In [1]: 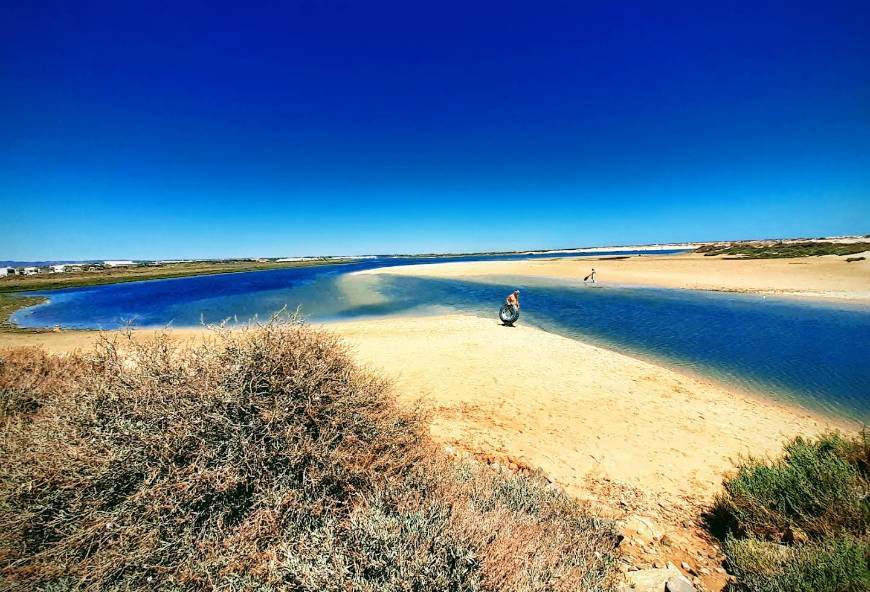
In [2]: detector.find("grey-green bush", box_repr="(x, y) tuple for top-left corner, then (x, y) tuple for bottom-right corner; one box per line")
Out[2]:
(712, 432), (869, 591)
(723, 535), (869, 592)
(714, 433), (868, 541)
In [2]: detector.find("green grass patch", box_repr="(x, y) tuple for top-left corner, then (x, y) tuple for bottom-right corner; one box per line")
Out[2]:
(713, 433), (868, 541)
(723, 535), (869, 592)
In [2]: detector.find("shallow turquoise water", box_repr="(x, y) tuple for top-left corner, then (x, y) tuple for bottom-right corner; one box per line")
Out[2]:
(12, 255), (870, 422)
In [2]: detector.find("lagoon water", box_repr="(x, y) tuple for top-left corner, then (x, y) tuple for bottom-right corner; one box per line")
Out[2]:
(12, 253), (870, 422)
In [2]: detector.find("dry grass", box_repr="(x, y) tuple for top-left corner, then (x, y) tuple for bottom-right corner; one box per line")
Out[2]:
(0, 320), (620, 591)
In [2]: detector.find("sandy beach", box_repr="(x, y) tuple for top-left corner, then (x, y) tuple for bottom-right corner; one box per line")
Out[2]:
(3, 251), (863, 501)
(7, 5), (868, 586)
(332, 315), (853, 498)
(2, 311), (857, 591)
(358, 251), (870, 303)
(1, 314), (853, 503)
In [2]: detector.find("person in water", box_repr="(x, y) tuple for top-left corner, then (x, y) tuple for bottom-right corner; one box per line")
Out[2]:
(506, 289), (520, 310)
(584, 268), (596, 283)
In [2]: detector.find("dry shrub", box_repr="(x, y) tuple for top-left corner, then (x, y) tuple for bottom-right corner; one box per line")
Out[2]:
(0, 320), (620, 591)
(443, 462), (619, 590)
(0, 347), (81, 428)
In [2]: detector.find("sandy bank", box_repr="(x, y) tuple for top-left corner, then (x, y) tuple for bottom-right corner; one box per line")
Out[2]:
(357, 252), (870, 302)
(329, 315), (853, 501)
(3, 315), (851, 505)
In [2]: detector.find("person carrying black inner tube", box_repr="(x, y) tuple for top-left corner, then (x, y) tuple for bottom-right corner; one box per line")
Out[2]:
(506, 289), (520, 312)
(499, 289), (521, 326)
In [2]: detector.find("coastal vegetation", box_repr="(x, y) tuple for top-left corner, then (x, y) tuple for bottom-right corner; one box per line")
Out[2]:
(0, 320), (621, 591)
(0, 258), (352, 292)
(696, 241), (870, 259)
(710, 432), (869, 591)
(0, 293), (47, 333)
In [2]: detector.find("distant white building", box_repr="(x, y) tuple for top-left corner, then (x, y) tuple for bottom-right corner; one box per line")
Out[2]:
(0, 267), (14, 277)
(22, 266), (39, 275)
(50, 264), (67, 273)
(104, 260), (135, 267)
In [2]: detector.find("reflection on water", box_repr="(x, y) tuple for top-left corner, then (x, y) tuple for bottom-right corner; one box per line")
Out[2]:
(12, 259), (870, 422)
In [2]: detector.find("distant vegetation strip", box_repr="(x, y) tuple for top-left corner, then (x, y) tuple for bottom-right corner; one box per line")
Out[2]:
(696, 242), (870, 259)
(0, 258), (354, 293)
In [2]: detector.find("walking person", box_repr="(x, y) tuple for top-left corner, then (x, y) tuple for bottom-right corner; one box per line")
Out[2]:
(583, 268), (596, 283)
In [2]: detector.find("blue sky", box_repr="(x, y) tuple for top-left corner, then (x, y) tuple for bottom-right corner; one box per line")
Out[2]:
(2, 1), (869, 260)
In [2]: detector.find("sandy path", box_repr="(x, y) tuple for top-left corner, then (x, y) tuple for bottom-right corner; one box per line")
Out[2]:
(357, 252), (870, 302)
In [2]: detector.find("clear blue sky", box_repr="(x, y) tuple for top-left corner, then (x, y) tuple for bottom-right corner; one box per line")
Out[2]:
(2, 1), (869, 260)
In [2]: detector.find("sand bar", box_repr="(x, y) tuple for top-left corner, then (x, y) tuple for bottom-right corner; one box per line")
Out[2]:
(357, 252), (870, 303)
(331, 315), (855, 501)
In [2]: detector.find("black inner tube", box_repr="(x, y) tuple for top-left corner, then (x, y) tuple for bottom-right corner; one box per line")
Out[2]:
(499, 303), (519, 325)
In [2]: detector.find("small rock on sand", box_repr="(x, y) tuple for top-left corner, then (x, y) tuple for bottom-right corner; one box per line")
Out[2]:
(666, 573), (697, 592)
(622, 566), (696, 592)
(620, 515), (663, 546)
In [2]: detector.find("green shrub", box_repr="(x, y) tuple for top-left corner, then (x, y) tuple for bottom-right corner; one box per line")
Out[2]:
(713, 433), (869, 542)
(723, 535), (869, 592)
(0, 321), (620, 591)
(712, 432), (870, 591)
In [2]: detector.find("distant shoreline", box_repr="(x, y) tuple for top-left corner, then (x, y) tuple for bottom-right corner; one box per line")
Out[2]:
(0, 258), (357, 333)
(357, 251), (870, 305)
(0, 258), (356, 293)
(0, 249), (692, 333)
(4, 246), (869, 334)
